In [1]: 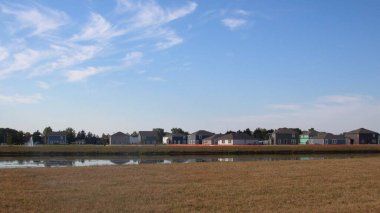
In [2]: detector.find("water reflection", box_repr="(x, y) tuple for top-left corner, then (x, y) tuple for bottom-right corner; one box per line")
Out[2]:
(0, 154), (372, 169)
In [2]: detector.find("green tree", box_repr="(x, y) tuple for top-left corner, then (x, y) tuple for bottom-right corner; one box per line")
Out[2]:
(32, 130), (43, 144)
(171, 128), (189, 135)
(130, 131), (138, 137)
(76, 130), (86, 140)
(153, 128), (165, 144)
(43, 126), (53, 144)
(243, 128), (252, 136)
(65, 127), (76, 144)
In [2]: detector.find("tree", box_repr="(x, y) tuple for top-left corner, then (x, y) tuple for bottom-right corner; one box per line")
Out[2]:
(76, 130), (86, 141)
(291, 128), (303, 136)
(32, 130), (43, 144)
(171, 128), (189, 135)
(153, 128), (165, 144)
(100, 134), (109, 145)
(253, 128), (273, 140)
(65, 127), (76, 144)
(43, 126), (52, 144)
(225, 130), (235, 134)
(130, 131), (138, 137)
(243, 128), (252, 136)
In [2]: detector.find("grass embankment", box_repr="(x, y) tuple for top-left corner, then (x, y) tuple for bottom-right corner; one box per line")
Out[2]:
(2, 157), (380, 212)
(2, 145), (380, 157)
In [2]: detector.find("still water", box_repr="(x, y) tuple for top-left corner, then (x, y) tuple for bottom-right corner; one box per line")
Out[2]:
(0, 154), (377, 169)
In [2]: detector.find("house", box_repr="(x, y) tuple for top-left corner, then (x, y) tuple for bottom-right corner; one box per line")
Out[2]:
(299, 129), (319, 145)
(217, 133), (260, 145)
(47, 132), (67, 145)
(270, 128), (299, 145)
(130, 132), (139, 144)
(163, 133), (188, 144)
(309, 133), (347, 145)
(187, 130), (214, 144)
(138, 131), (158, 144)
(109, 132), (130, 145)
(203, 134), (223, 145)
(344, 128), (379, 145)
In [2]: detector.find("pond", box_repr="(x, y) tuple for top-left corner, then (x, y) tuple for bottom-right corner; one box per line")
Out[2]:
(0, 154), (378, 169)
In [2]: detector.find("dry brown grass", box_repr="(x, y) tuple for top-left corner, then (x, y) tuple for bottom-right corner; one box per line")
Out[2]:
(2, 158), (380, 212)
(2, 144), (380, 157)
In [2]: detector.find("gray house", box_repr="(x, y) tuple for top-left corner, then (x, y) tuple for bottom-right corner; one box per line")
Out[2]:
(202, 134), (223, 145)
(109, 132), (130, 145)
(217, 133), (260, 145)
(187, 130), (214, 145)
(270, 128), (299, 145)
(163, 133), (188, 144)
(344, 128), (379, 145)
(47, 132), (67, 145)
(309, 133), (347, 145)
(138, 131), (158, 144)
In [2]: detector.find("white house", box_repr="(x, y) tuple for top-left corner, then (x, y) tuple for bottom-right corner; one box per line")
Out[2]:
(217, 133), (259, 145)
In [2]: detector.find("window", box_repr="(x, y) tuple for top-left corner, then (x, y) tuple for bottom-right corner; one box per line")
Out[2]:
(278, 139), (281, 144)
(292, 134), (295, 138)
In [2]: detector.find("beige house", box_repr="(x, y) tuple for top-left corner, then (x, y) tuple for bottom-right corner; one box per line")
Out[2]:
(217, 133), (259, 145)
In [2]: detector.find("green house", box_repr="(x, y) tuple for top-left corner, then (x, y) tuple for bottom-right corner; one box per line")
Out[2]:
(299, 129), (319, 145)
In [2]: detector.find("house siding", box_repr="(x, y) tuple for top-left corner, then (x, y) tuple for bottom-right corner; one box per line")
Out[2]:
(110, 133), (130, 145)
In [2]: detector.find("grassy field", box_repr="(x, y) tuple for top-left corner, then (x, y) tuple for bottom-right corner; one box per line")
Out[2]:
(2, 157), (380, 212)
(2, 144), (380, 157)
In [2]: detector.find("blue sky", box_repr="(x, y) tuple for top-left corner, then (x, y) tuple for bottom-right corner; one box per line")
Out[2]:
(0, 0), (380, 135)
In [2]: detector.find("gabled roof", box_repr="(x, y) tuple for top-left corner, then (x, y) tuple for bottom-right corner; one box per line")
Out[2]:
(217, 133), (257, 140)
(47, 131), (67, 136)
(203, 134), (223, 141)
(302, 129), (319, 137)
(139, 131), (157, 137)
(275, 128), (298, 134)
(313, 133), (346, 140)
(112, 132), (129, 136)
(345, 128), (378, 134)
(190, 130), (214, 136)
(164, 133), (187, 137)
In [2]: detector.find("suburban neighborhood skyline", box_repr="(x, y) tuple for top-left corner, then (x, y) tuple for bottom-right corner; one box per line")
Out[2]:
(1, 0), (380, 135)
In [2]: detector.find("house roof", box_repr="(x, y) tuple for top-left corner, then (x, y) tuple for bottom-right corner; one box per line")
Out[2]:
(302, 129), (319, 137)
(139, 131), (157, 137)
(190, 130), (214, 136)
(217, 133), (257, 140)
(112, 132), (129, 136)
(164, 133), (187, 137)
(345, 128), (378, 134)
(275, 128), (298, 135)
(47, 131), (67, 136)
(313, 133), (346, 140)
(203, 134), (223, 141)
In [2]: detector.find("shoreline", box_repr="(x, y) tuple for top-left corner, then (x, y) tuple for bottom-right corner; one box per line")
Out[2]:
(2, 144), (380, 157)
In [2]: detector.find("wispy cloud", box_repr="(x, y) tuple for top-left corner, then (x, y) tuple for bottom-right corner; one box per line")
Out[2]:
(124, 51), (143, 67)
(147, 76), (166, 82)
(0, 93), (43, 104)
(154, 28), (183, 49)
(66, 67), (109, 82)
(31, 44), (103, 76)
(0, 49), (45, 79)
(36, 81), (50, 90)
(0, 47), (9, 61)
(0, 3), (68, 36)
(117, 0), (196, 49)
(71, 12), (124, 42)
(271, 104), (301, 111)
(222, 18), (247, 30)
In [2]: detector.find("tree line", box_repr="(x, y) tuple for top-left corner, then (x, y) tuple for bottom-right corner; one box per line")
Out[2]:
(0, 127), (303, 145)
